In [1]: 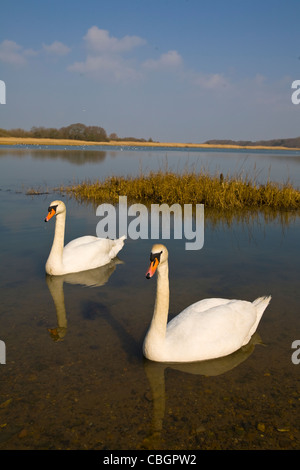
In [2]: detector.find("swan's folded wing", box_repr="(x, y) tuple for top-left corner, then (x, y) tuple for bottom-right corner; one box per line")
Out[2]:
(62, 236), (123, 272)
(64, 235), (100, 250)
(166, 299), (258, 362)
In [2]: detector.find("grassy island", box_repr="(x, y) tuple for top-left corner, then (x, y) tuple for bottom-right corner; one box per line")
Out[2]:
(59, 170), (300, 211)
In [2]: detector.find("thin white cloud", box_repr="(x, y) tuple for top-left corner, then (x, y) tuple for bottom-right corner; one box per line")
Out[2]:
(68, 26), (146, 81)
(191, 72), (229, 89)
(68, 54), (141, 81)
(68, 27), (184, 82)
(43, 41), (70, 56)
(84, 26), (146, 53)
(143, 50), (183, 69)
(68, 26), (231, 90)
(0, 40), (37, 66)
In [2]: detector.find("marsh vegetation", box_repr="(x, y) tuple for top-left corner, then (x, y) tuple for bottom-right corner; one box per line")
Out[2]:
(60, 169), (300, 212)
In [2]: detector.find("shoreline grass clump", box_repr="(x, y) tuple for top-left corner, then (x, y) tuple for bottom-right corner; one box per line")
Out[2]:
(61, 170), (300, 211)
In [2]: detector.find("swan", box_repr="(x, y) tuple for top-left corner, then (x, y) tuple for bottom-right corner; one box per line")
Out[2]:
(44, 200), (125, 275)
(143, 243), (271, 363)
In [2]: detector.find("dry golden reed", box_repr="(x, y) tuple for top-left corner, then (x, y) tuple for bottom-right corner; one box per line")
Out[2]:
(61, 169), (300, 211)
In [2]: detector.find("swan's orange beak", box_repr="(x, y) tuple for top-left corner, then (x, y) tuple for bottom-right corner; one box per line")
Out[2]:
(146, 258), (159, 279)
(44, 208), (56, 222)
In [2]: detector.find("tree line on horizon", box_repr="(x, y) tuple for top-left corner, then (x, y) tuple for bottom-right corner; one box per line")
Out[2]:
(205, 137), (300, 149)
(0, 122), (154, 143)
(0, 122), (299, 148)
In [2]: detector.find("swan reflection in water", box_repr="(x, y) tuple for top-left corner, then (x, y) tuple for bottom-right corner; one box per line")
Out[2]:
(46, 258), (123, 341)
(46, 256), (265, 449)
(142, 332), (264, 449)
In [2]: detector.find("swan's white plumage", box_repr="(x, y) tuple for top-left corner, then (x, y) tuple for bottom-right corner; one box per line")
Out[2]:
(143, 244), (271, 363)
(45, 200), (125, 275)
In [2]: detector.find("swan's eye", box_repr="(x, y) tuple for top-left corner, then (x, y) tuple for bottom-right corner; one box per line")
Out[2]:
(48, 205), (58, 213)
(150, 250), (163, 263)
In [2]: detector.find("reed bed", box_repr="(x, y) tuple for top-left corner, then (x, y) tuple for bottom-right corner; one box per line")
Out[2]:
(61, 170), (300, 211)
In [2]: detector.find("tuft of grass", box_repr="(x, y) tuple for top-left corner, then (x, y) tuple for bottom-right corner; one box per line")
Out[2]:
(26, 187), (50, 196)
(61, 170), (300, 212)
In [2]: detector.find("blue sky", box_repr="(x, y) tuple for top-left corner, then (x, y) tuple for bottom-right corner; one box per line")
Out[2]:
(0, 0), (300, 143)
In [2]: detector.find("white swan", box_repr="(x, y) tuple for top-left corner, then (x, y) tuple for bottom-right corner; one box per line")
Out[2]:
(143, 244), (271, 363)
(44, 200), (125, 275)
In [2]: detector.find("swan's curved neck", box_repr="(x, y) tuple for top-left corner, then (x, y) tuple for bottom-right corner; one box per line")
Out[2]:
(150, 262), (170, 338)
(47, 212), (65, 268)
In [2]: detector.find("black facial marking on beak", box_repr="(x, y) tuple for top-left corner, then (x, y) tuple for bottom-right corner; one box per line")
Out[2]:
(150, 250), (163, 263)
(44, 204), (58, 222)
(146, 250), (162, 279)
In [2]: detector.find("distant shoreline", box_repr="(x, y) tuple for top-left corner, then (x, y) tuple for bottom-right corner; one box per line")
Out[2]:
(1, 136), (300, 151)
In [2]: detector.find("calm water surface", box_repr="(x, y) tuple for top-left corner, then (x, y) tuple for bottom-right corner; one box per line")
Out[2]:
(1, 144), (300, 189)
(0, 145), (299, 450)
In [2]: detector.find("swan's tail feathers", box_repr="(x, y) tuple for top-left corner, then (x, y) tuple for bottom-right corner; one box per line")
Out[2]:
(253, 295), (272, 312)
(250, 295), (271, 335)
(110, 235), (126, 258)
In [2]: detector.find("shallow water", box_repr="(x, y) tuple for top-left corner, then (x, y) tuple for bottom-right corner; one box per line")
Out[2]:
(1, 144), (300, 189)
(0, 146), (299, 450)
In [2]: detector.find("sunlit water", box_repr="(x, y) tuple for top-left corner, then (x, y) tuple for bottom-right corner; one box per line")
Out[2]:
(0, 145), (299, 450)
(1, 144), (300, 189)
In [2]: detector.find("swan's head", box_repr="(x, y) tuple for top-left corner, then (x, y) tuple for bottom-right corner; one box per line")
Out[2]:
(146, 244), (168, 279)
(44, 200), (66, 222)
